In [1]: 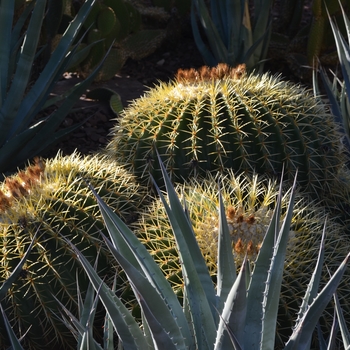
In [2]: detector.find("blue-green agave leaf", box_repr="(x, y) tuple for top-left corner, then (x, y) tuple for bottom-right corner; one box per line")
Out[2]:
(285, 252), (350, 349)
(259, 172), (297, 349)
(297, 220), (326, 325)
(0, 304), (26, 350)
(191, 0), (228, 65)
(87, 183), (192, 345)
(214, 258), (248, 350)
(328, 12), (350, 100)
(61, 235), (146, 350)
(155, 152), (218, 348)
(216, 181), (236, 310)
(101, 234), (188, 350)
(243, 170), (286, 348)
(334, 292), (350, 348)
(12, 0), (97, 133)
(0, 0), (46, 140)
(156, 151), (218, 315)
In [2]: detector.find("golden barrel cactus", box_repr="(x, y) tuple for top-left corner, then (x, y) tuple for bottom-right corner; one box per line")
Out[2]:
(106, 64), (346, 201)
(0, 152), (147, 349)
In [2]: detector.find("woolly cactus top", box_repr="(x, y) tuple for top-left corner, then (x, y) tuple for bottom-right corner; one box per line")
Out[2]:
(0, 152), (144, 225)
(106, 64), (345, 199)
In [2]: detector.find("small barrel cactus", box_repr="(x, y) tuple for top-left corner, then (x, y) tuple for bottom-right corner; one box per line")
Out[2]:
(0, 152), (147, 350)
(134, 170), (350, 346)
(106, 64), (345, 199)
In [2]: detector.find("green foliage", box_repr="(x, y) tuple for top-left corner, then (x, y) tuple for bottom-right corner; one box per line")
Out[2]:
(0, 152), (147, 350)
(315, 0), (350, 150)
(68, 0), (167, 81)
(105, 64), (345, 200)
(191, 0), (274, 71)
(269, 0), (350, 81)
(0, 0), (103, 176)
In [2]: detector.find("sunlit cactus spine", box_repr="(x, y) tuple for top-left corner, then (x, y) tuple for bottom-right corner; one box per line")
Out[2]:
(134, 170), (350, 346)
(0, 152), (147, 350)
(105, 63), (345, 200)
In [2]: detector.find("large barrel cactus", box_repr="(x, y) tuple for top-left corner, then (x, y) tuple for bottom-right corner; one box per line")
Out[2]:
(0, 152), (147, 350)
(134, 170), (350, 346)
(106, 64), (345, 199)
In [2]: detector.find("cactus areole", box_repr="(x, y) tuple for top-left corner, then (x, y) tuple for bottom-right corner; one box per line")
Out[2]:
(107, 64), (345, 197)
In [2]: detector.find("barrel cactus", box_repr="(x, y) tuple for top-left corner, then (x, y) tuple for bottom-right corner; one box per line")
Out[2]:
(0, 152), (147, 350)
(134, 170), (350, 345)
(106, 63), (345, 199)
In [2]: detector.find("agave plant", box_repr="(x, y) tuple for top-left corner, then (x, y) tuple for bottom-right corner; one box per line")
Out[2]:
(191, 0), (273, 70)
(0, 0), (104, 176)
(314, 0), (350, 151)
(134, 169), (350, 344)
(58, 156), (350, 350)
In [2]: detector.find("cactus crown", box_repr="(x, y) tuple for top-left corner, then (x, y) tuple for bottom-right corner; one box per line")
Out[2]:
(0, 157), (45, 212)
(175, 63), (247, 82)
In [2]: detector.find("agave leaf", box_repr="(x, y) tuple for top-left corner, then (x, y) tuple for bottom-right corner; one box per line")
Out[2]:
(259, 172), (297, 349)
(101, 234), (187, 350)
(0, 0), (46, 140)
(243, 170), (289, 348)
(0, 304), (26, 350)
(86, 183), (193, 345)
(11, 0), (97, 134)
(61, 236), (146, 350)
(77, 260), (100, 350)
(216, 182), (236, 309)
(190, 2), (220, 66)
(318, 68), (342, 122)
(297, 220), (326, 323)
(191, 0), (228, 65)
(135, 289), (179, 350)
(78, 285), (102, 350)
(54, 293), (104, 350)
(155, 153), (218, 348)
(334, 292), (350, 348)
(156, 151), (218, 314)
(285, 252), (350, 349)
(214, 258), (248, 350)
(252, 0), (273, 65)
(103, 275), (117, 350)
(328, 9), (350, 103)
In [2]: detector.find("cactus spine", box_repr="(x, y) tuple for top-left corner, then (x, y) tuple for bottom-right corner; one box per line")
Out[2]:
(135, 170), (350, 345)
(106, 64), (345, 200)
(0, 152), (146, 350)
